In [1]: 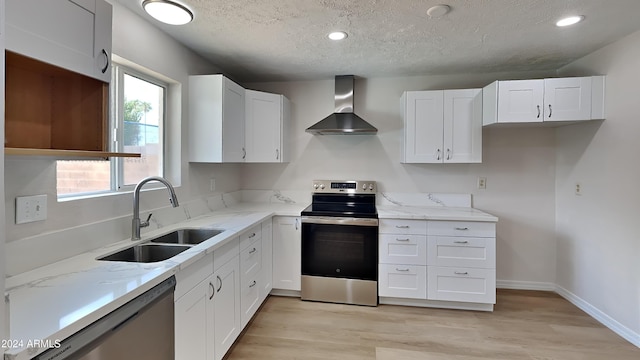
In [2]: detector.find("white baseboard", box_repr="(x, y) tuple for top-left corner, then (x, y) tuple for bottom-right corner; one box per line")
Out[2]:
(496, 279), (556, 291)
(555, 285), (640, 348)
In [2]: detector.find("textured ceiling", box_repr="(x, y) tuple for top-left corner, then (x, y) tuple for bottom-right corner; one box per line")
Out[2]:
(116, 0), (640, 82)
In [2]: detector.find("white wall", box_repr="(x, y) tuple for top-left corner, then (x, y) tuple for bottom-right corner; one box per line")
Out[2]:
(245, 71), (558, 286)
(556, 30), (640, 342)
(3, 2), (241, 262)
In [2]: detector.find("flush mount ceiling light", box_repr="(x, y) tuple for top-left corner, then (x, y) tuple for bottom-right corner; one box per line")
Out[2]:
(556, 15), (585, 27)
(426, 4), (451, 18)
(143, 0), (194, 25)
(328, 31), (348, 41)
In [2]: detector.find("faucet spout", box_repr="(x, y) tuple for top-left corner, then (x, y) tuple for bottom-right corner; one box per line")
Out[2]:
(132, 176), (180, 240)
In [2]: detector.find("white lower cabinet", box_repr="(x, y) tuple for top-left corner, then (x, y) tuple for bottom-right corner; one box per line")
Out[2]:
(240, 236), (262, 328)
(175, 275), (215, 360)
(260, 218), (273, 302)
(213, 254), (241, 360)
(272, 216), (301, 291)
(379, 218), (497, 310)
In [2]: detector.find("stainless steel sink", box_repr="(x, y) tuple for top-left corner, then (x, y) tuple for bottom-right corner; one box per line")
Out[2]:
(149, 228), (224, 245)
(98, 244), (191, 263)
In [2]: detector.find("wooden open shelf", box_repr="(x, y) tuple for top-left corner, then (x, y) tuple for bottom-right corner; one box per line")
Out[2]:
(4, 51), (140, 158)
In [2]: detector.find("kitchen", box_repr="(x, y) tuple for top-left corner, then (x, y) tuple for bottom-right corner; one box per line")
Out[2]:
(1, 0), (640, 359)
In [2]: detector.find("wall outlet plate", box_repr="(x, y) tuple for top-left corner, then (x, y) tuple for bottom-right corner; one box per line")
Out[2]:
(16, 194), (48, 224)
(477, 177), (487, 190)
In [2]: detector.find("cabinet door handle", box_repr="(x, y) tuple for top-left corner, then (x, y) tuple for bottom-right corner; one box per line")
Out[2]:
(248, 232), (256, 239)
(548, 104), (552, 118)
(295, 218), (299, 230)
(249, 280), (257, 288)
(242, 147), (246, 159)
(216, 275), (222, 292)
(454, 227), (469, 231)
(276, 149), (279, 160)
(395, 225), (410, 229)
(454, 271), (469, 275)
(209, 282), (215, 300)
(454, 240), (469, 244)
(395, 268), (410, 272)
(436, 148), (441, 160)
(249, 247), (257, 254)
(100, 49), (109, 74)
(446, 148), (451, 160)
(537, 105), (541, 118)
(396, 238), (410, 242)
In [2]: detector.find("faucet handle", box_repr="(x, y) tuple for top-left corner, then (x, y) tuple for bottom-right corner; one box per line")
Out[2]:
(141, 213), (153, 228)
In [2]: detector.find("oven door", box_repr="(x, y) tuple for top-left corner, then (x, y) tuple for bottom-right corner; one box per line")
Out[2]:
(301, 216), (378, 281)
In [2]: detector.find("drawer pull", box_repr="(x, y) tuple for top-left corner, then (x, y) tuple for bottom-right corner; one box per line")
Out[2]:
(209, 282), (215, 300)
(395, 225), (410, 229)
(453, 240), (469, 244)
(395, 268), (410, 272)
(248, 232), (256, 238)
(454, 271), (469, 275)
(249, 280), (257, 288)
(396, 238), (410, 242)
(249, 247), (257, 254)
(454, 227), (469, 231)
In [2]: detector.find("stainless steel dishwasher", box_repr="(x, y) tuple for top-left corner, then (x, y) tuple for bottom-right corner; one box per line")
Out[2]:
(34, 276), (176, 360)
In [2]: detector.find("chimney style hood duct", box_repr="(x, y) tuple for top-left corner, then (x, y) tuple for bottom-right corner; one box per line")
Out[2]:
(306, 75), (377, 135)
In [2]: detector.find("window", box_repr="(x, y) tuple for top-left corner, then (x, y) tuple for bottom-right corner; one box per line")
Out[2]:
(56, 63), (167, 197)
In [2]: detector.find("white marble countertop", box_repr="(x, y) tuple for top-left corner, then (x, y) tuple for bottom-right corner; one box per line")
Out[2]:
(377, 205), (498, 222)
(3, 203), (305, 360)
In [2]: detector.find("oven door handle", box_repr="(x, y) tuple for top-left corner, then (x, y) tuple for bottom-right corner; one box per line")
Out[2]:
(301, 216), (379, 227)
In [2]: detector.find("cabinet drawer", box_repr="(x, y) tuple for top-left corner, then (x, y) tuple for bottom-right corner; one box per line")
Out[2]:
(379, 219), (427, 235)
(427, 236), (495, 268)
(427, 221), (495, 237)
(214, 236), (240, 271)
(240, 224), (262, 251)
(175, 254), (214, 300)
(427, 266), (495, 304)
(379, 234), (427, 265)
(378, 264), (427, 299)
(240, 240), (262, 283)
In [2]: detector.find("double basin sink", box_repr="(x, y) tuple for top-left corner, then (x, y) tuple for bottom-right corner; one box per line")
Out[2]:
(98, 228), (224, 263)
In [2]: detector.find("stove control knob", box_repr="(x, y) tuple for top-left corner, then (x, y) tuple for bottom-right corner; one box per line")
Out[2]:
(369, 184), (374, 190)
(320, 184), (325, 189)
(313, 183), (319, 189)
(362, 184), (367, 190)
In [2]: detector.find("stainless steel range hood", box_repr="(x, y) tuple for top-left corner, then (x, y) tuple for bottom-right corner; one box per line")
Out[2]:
(306, 75), (377, 135)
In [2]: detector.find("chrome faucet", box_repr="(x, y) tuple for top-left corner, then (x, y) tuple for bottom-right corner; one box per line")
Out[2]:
(132, 176), (180, 240)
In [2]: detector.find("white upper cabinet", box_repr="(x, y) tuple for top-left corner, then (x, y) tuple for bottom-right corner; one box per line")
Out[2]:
(189, 75), (246, 163)
(483, 76), (605, 125)
(401, 89), (482, 164)
(245, 89), (291, 163)
(5, 0), (112, 82)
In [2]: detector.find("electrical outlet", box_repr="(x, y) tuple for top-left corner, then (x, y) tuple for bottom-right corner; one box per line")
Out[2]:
(477, 177), (487, 190)
(575, 183), (582, 196)
(16, 195), (48, 224)
(210, 178), (216, 192)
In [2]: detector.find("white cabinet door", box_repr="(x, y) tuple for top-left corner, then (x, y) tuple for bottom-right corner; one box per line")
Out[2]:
(379, 234), (427, 266)
(272, 216), (301, 291)
(175, 277), (215, 360)
(443, 89), (482, 163)
(497, 79), (544, 123)
(379, 264), (427, 299)
(543, 77), (592, 121)
(6, 0), (112, 82)
(245, 90), (290, 163)
(261, 218), (273, 301)
(427, 266), (496, 304)
(213, 256), (241, 360)
(189, 75), (246, 163)
(401, 91), (444, 163)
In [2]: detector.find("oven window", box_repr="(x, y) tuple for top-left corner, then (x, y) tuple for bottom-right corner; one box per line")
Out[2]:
(302, 223), (378, 281)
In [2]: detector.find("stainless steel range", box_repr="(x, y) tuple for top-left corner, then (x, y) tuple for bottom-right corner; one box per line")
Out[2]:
(300, 180), (378, 306)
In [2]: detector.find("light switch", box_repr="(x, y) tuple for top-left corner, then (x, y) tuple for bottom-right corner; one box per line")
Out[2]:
(16, 195), (48, 224)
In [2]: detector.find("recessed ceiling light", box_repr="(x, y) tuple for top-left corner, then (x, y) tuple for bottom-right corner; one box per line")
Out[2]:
(143, 0), (194, 25)
(556, 15), (584, 27)
(328, 31), (348, 41)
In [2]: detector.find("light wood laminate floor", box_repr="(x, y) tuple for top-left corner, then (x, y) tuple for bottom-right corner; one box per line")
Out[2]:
(226, 290), (640, 360)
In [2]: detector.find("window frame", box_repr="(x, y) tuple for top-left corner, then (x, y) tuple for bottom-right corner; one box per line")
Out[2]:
(56, 61), (169, 200)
